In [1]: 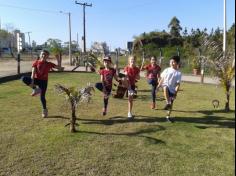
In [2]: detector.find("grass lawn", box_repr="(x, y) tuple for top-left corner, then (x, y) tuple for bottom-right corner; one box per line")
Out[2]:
(0, 72), (235, 176)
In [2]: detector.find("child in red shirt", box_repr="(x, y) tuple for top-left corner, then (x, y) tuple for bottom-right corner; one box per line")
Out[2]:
(21, 50), (62, 118)
(95, 56), (120, 116)
(141, 56), (161, 109)
(124, 56), (140, 119)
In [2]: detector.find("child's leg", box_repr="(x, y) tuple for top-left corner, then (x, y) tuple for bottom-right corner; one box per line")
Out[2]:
(127, 85), (135, 118)
(151, 82), (157, 103)
(21, 76), (36, 89)
(128, 95), (133, 113)
(166, 99), (175, 123)
(95, 82), (103, 92)
(102, 86), (111, 116)
(163, 86), (171, 104)
(104, 97), (109, 109)
(38, 80), (48, 110)
(103, 97), (109, 115)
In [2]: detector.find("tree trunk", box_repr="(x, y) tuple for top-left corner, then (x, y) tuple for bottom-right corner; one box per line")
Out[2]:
(55, 54), (61, 68)
(70, 107), (76, 133)
(225, 91), (230, 112)
(225, 83), (230, 112)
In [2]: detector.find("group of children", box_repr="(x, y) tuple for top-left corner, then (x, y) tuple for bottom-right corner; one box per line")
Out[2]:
(22, 50), (182, 121)
(95, 54), (181, 120)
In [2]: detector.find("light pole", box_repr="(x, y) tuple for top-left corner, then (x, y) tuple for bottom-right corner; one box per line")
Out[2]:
(25, 31), (32, 59)
(223, 0), (227, 55)
(159, 48), (163, 66)
(60, 11), (72, 66)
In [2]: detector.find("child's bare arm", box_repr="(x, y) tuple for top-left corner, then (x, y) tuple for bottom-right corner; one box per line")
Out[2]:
(157, 77), (164, 88)
(100, 75), (104, 82)
(114, 73), (120, 82)
(174, 83), (180, 97)
(30, 67), (36, 86)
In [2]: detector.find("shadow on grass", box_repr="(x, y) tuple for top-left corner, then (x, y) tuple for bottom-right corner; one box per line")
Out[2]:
(48, 115), (166, 145)
(47, 115), (69, 120)
(174, 115), (235, 129)
(133, 95), (165, 102)
(78, 127), (166, 145)
(138, 89), (152, 93)
(79, 116), (167, 126)
(172, 109), (235, 115)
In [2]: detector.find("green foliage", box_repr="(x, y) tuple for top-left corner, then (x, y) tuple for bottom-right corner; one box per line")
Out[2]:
(168, 16), (183, 38)
(191, 57), (201, 69)
(227, 23), (235, 51)
(202, 36), (235, 111)
(46, 38), (63, 56)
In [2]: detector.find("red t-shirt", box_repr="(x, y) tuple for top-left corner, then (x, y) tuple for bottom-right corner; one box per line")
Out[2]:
(99, 68), (116, 88)
(124, 66), (140, 86)
(144, 64), (161, 80)
(32, 60), (56, 80)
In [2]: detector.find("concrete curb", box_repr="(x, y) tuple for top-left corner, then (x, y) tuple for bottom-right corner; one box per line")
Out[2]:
(0, 72), (31, 84)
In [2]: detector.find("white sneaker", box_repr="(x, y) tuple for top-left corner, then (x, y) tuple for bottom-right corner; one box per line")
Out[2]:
(42, 109), (48, 118)
(128, 112), (133, 119)
(31, 87), (41, 96)
(128, 89), (135, 96)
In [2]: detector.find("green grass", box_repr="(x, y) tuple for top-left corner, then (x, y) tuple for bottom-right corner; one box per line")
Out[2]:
(0, 73), (235, 176)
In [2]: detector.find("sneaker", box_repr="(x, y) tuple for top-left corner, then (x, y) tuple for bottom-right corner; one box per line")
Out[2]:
(166, 116), (174, 123)
(164, 104), (171, 110)
(151, 102), (156, 109)
(128, 112), (133, 119)
(128, 89), (135, 96)
(42, 109), (48, 118)
(102, 108), (107, 116)
(31, 88), (41, 96)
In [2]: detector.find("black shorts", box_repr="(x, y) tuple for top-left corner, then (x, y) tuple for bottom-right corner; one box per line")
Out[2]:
(95, 82), (112, 96)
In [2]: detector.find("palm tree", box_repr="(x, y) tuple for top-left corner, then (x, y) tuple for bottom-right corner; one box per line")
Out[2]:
(203, 37), (235, 111)
(47, 38), (63, 68)
(54, 83), (94, 132)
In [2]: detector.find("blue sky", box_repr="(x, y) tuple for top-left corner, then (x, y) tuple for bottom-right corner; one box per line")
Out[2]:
(0, 0), (235, 49)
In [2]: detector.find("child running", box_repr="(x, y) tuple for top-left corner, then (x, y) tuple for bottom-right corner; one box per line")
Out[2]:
(141, 56), (161, 109)
(124, 56), (140, 119)
(21, 50), (63, 118)
(95, 56), (120, 116)
(157, 55), (182, 121)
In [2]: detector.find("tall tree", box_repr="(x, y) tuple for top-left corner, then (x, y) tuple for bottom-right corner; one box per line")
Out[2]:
(168, 16), (182, 37)
(183, 27), (188, 37)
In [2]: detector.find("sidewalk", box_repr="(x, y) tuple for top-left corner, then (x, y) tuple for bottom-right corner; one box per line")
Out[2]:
(0, 59), (234, 86)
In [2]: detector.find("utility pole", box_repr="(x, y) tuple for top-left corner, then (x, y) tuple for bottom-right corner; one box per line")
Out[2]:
(199, 48), (204, 84)
(177, 47), (180, 57)
(75, 1), (92, 53)
(75, 1), (92, 72)
(159, 48), (163, 66)
(68, 12), (72, 66)
(60, 11), (72, 66)
(223, 0), (227, 55)
(25, 32), (33, 59)
(77, 32), (79, 50)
